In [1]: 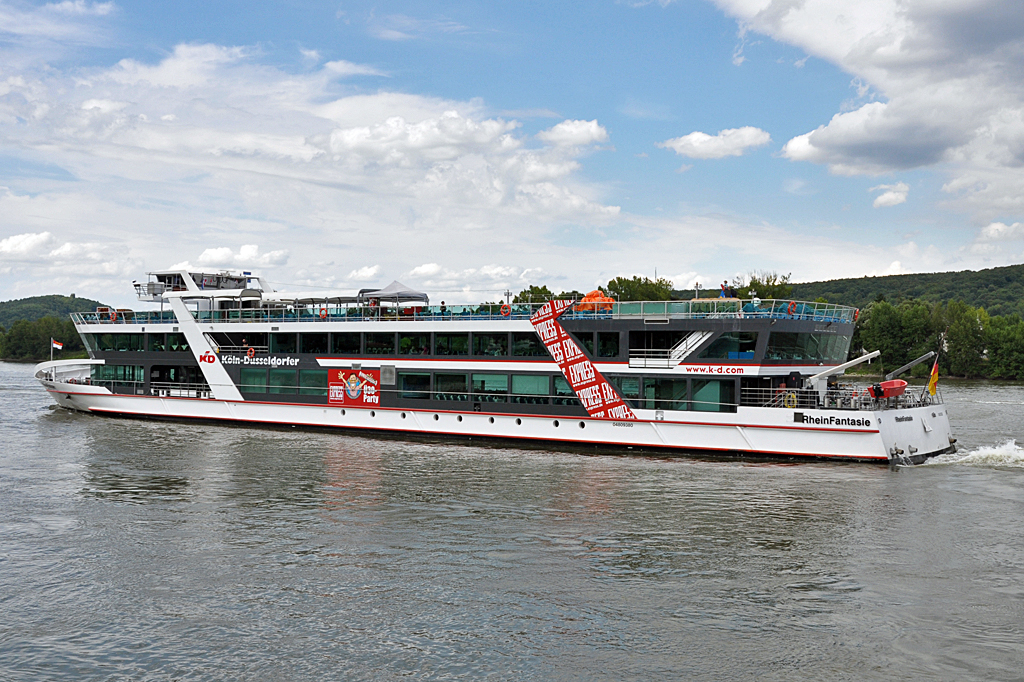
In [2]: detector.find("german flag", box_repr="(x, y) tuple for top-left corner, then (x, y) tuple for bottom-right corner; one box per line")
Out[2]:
(927, 357), (939, 396)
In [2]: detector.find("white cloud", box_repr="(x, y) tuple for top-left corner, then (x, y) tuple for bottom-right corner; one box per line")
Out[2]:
(196, 244), (289, 267)
(0, 231), (54, 256)
(658, 126), (771, 159)
(44, 1), (114, 16)
(535, 119), (609, 147)
(348, 265), (381, 281)
(322, 60), (385, 77)
(367, 14), (469, 42)
(870, 181), (909, 208)
(408, 262), (441, 277)
(712, 0), (1024, 219)
(977, 221), (1024, 241)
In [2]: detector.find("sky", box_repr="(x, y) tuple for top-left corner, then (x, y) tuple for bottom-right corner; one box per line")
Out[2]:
(3, 0), (1024, 306)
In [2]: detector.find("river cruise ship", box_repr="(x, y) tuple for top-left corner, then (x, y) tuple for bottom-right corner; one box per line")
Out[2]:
(34, 269), (956, 463)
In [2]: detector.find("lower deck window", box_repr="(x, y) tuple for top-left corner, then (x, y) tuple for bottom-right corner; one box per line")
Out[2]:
(435, 373), (467, 401)
(269, 369), (297, 394)
(644, 378), (688, 411)
(240, 368), (267, 393)
(398, 372), (430, 399)
(692, 379), (737, 413)
(299, 369), (328, 396)
(552, 376), (580, 406)
(472, 373), (508, 402)
(91, 364), (144, 382)
(511, 374), (549, 404)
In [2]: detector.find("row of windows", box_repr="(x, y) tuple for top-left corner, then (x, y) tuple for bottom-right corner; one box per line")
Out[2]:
(85, 333), (190, 353)
(266, 331), (620, 358)
(90, 364), (145, 382)
(611, 376), (737, 413)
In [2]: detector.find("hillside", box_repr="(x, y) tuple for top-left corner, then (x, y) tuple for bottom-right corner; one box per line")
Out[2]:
(0, 294), (107, 329)
(789, 263), (1024, 318)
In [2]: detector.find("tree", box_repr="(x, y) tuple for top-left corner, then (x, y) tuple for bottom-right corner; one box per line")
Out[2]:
(987, 316), (1024, 379)
(605, 276), (673, 301)
(0, 316), (86, 361)
(733, 271), (793, 299)
(943, 300), (989, 377)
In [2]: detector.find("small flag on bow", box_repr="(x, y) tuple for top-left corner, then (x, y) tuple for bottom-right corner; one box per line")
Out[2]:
(51, 339), (63, 350)
(927, 357), (939, 396)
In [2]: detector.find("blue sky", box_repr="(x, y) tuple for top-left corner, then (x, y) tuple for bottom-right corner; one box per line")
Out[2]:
(3, 0), (1024, 305)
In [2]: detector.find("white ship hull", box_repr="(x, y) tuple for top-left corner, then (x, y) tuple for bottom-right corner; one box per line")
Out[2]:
(40, 379), (954, 462)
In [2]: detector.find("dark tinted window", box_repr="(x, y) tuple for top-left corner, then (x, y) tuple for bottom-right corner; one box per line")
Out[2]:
(512, 333), (547, 356)
(365, 333), (395, 355)
(300, 333), (328, 354)
(270, 333), (297, 353)
(331, 332), (360, 354)
(473, 334), (507, 356)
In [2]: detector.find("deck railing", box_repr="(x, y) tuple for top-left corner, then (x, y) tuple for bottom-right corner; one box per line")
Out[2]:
(739, 385), (943, 411)
(70, 298), (857, 326)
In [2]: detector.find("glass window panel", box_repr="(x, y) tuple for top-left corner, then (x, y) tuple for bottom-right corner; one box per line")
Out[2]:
(473, 333), (508, 356)
(270, 333), (297, 353)
(575, 333), (595, 356)
(552, 375), (580, 406)
(610, 376), (641, 401)
(597, 332), (619, 358)
(268, 369), (298, 394)
(472, 373), (508, 402)
(644, 378), (688, 411)
(512, 374), (549, 404)
(147, 334), (165, 352)
(331, 332), (360, 354)
(240, 368), (267, 393)
(698, 332), (758, 359)
(365, 333), (395, 355)
(299, 369), (328, 396)
(512, 332), (547, 357)
(435, 373), (468, 401)
(399, 333), (431, 355)
(300, 333), (328, 354)
(398, 372), (430, 399)
(765, 333), (851, 364)
(691, 379), (737, 413)
(435, 333), (469, 356)
(166, 333), (189, 352)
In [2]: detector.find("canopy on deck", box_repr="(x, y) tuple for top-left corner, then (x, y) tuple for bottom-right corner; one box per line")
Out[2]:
(358, 281), (429, 305)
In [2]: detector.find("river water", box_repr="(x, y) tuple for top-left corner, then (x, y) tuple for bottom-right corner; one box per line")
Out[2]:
(1, 361), (1022, 681)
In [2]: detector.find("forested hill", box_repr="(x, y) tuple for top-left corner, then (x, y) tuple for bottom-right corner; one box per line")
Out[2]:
(0, 294), (106, 329)
(790, 263), (1024, 318)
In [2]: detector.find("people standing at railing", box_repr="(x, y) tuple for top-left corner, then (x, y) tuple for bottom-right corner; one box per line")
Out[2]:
(720, 281), (728, 298)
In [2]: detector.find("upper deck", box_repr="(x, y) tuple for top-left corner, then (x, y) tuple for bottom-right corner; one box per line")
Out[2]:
(72, 298), (857, 326)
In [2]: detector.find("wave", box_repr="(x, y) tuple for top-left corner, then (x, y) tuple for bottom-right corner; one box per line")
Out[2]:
(924, 440), (1024, 467)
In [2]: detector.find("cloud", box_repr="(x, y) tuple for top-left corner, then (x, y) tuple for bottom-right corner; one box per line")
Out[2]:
(535, 119), (609, 147)
(977, 221), (1024, 241)
(711, 0), (1024, 219)
(44, 1), (114, 16)
(367, 14), (469, 41)
(408, 262), (441, 277)
(348, 265), (381, 281)
(322, 59), (386, 77)
(0, 231), (55, 256)
(658, 126), (771, 159)
(196, 244), (288, 268)
(870, 181), (909, 208)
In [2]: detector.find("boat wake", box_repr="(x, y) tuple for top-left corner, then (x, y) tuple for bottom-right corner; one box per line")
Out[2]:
(923, 440), (1024, 468)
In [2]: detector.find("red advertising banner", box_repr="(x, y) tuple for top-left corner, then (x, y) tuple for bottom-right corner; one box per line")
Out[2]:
(328, 369), (381, 406)
(530, 299), (636, 421)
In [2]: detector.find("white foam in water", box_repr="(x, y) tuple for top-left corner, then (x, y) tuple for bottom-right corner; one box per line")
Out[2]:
(924, 440), (1024, 467)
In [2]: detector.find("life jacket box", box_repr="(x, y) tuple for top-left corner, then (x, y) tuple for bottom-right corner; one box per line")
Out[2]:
(868, 379), (907, 399)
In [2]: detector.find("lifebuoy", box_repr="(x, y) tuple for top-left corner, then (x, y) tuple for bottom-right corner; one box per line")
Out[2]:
(787, 301), (797, 316)
(247, 347), (255, 359)
(854, 309), (860, 322)
(109, 310), (117, 322)
(783, 392), (798, 408)
(319, 308), (328, 320)
(500, 304), (511, 317)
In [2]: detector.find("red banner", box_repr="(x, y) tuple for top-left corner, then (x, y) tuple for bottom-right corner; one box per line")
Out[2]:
(328, 369), (381, 406)
(531, 299), (636, 420)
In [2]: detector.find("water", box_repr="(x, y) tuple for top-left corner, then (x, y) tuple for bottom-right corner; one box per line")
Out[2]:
(2, 362), (1023, 681)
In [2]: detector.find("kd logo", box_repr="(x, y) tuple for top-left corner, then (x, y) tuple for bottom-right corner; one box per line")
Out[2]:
(199, 352), (217, 363)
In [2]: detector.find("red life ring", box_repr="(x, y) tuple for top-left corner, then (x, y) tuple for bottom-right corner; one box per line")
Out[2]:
(109, 310), (117, 322)
(787, 301), (796, 315)
(247, 347), (255, 359)
(319, 308), (328, 320)
(500, 304), (511, 317)
(854, 309), (860, 322)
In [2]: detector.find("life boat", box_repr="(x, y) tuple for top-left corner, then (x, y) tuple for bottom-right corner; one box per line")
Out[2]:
(577, 290), (615, 312)
(867, 379), (907, 399)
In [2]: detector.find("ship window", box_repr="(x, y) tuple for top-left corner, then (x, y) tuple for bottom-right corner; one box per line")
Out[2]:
(598, 332), (619, 357)
(572, 332), (595, 356)
(300, 333), (328, 354)
(552, 376), (580, 406)
(240, 368), (267, 393)
(698, 332), (758, 360)
(365, 333), (395, 355)
(435, 333), (469, 356)
(512, 333), (548, 357)
(91, 333), (144, 352)
(299, 369), (328, 396)
(643, 378), (688, 411)
(166, 333), (190, 352)
(692, 379), (737, 413)
(269, 369), (298, 394)
(434, 373), (467, 401)
(90, 365), (144, 383)
(628, 330), (687, 351)
(610, 376), (640, 401)
(331, 332), (360, 355)
(270, 333), (297, 354)
(399, 333), (430, 355)
(511, 375), (549, 404)
(765, 333), (850, 364)
(472, 373), (508, 402)
(473, 333), (508, 357)
(147, 334), (165, 352)
(398, 372), (430, 399)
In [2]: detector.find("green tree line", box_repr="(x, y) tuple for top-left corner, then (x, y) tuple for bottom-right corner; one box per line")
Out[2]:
(0, 317), (88, 361)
